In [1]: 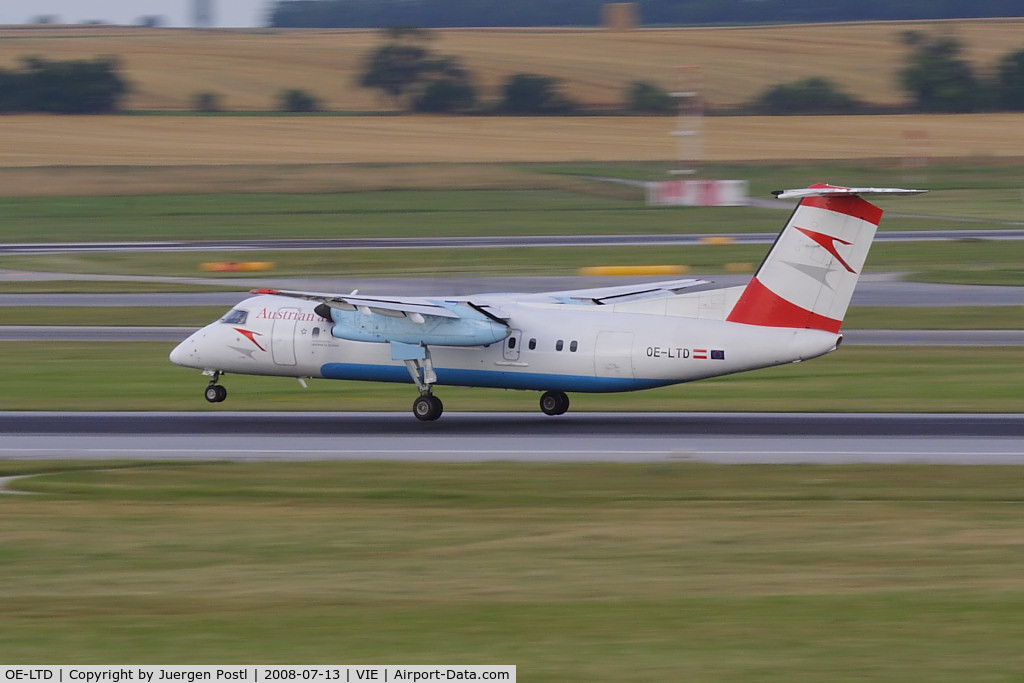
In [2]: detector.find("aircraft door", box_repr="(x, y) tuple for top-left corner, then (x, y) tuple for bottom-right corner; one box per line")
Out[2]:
(503, 329), (523, 361)
(272, 307), (299, 366)
(594, 331), (634, 378)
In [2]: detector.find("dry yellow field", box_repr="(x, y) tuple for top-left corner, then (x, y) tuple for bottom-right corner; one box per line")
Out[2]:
(0, 20), (1021, 110)
(1, 114), (1021, 174)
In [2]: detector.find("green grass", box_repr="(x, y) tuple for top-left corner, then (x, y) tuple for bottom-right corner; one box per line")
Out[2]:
(4, 462), (1024, 678)
(2, 161), (1024, 245)
(0, 281), (242, 294)
(0, 306), (229, 326)
(0, 189), (778, 242)
(2, 342), (1021, 412)
(907, 268), (1024, 286)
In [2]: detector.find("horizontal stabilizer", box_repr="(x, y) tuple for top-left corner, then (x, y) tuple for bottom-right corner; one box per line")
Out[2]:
(773, 184), (928, 200)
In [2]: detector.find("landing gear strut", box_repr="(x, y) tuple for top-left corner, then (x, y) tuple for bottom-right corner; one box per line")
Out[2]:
(204, 371), (227, 403)
(403, 346), (443, 421)
(540, 390), (569, 416)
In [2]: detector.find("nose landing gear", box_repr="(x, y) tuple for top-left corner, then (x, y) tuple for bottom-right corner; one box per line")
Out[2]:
(204, 371), (227, 403)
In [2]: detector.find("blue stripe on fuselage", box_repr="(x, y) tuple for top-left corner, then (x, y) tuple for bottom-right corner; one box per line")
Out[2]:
(319, 362), (672, 393)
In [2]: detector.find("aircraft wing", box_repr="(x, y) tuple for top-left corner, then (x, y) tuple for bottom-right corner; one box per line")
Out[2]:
(250, 288), (461, 318)
(499, 277), (712, 306)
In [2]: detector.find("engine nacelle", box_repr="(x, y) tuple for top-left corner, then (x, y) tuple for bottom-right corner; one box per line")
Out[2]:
(319, 303), (509, 347)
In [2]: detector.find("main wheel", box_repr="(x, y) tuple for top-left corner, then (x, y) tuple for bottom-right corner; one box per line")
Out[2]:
(204, 384), (227, 403)
(413, 395), (443, 421)
(539, 390), (569, 416)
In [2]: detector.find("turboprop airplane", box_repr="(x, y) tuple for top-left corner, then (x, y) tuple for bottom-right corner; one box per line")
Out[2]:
(170, 184), (925, 420)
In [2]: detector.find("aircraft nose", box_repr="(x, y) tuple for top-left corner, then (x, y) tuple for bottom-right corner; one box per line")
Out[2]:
(170, 332), (200, 367)
(169, 339), (188, 366)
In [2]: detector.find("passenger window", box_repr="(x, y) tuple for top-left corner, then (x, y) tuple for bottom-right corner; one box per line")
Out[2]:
(220, 309), (248, 325)
(570, 341), (578, 352)
(556, 340), (564, 351)
(508, 336), (517, 349)
(528, 338), (537, 350)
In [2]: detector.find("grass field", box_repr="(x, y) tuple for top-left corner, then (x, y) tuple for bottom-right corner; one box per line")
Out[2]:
(4, 164), (1024, 237)
(2, 21), (1022, 111)
(3, 461), (1024, 678)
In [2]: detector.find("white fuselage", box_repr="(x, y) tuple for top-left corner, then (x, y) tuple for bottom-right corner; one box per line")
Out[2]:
(171, 294), (841, 393)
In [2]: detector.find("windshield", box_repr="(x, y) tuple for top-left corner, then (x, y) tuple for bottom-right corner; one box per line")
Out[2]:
(220, 309), (248, 325)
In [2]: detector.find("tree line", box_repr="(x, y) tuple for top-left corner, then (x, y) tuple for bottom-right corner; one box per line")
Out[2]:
(362, 28), (1024, 115)
(268, 0), (1021, 29)
(4, 30), (1022, 115)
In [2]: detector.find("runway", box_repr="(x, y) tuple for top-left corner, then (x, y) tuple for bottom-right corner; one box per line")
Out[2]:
(2, 412), (1022, 465)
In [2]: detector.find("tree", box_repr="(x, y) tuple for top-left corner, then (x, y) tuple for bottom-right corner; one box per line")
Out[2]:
(359, 41), (433, 106)
(995, 49), (1024, 110)
(279, 88), (321, 112)
(413, 78), (477, 112)
(898, 33), (980, 112)
(358, 28), (476, 111)
(499, 73), (575, 114)
(625, 80), (673, 113)
(10, 56), (129, 114)
(753, 77), (861, 114)
(193, 91), (222, 112)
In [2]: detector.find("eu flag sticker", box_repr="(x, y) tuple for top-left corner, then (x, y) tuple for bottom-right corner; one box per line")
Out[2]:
(710, 349), (725, 360)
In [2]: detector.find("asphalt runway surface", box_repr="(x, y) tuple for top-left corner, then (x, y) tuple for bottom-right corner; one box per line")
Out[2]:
(2, 412), (1022, 465)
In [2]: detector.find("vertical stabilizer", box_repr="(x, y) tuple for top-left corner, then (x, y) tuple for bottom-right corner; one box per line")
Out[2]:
(726, 184), (925, 333)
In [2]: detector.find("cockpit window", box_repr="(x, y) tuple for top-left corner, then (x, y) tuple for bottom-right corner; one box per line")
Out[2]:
(220, 309), (248, 325)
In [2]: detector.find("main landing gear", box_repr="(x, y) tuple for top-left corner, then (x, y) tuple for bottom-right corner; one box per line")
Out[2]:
(413, 394), (444, 422)
(540, 390), (570, 416)
(403, 349), (444, 422)
(204, 371), (227, 403)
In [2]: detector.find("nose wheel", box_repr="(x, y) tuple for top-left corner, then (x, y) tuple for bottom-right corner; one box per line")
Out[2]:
(540, 390), (569, 416)
(204, 371), (227, 403)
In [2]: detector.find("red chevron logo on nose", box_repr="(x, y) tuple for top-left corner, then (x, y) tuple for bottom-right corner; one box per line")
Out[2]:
(795, 227), (856, 273)
(234, 328), (267, 351)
